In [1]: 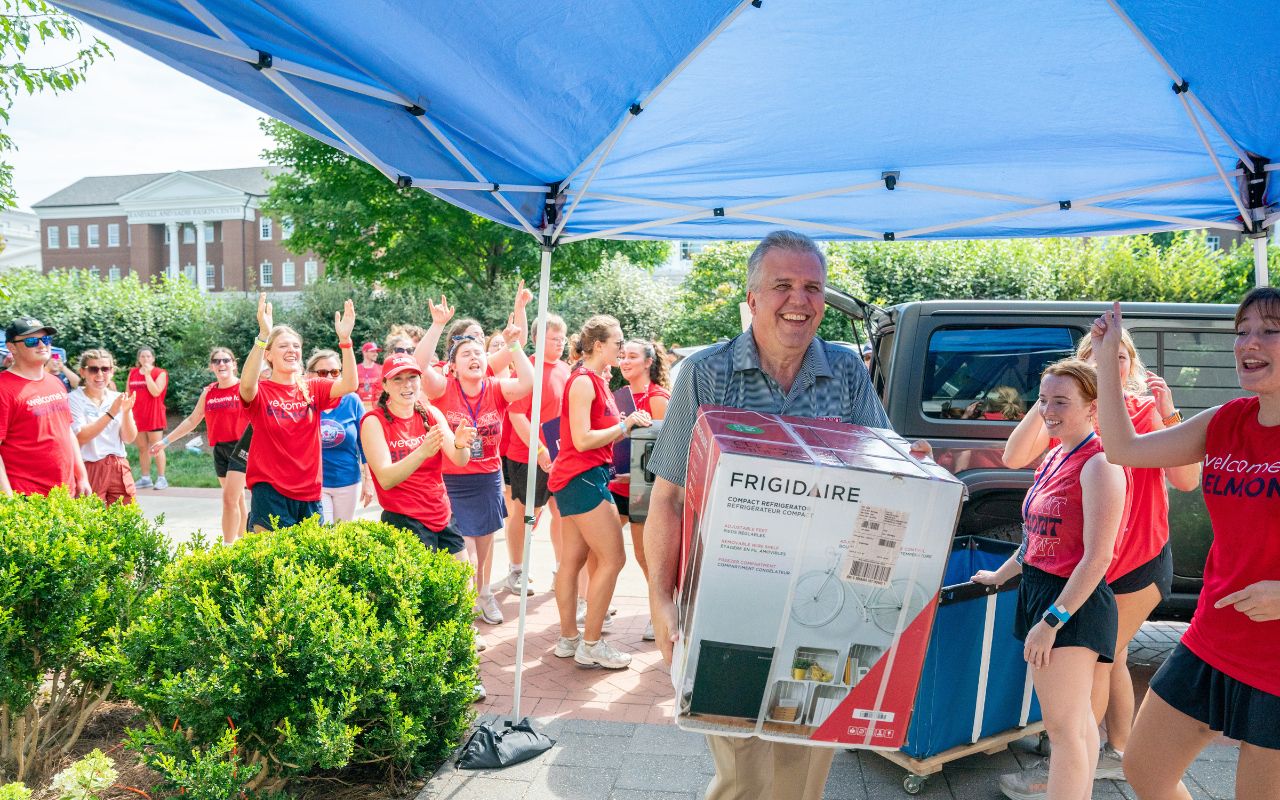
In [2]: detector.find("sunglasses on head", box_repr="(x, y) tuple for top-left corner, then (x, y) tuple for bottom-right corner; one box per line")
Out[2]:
(84, 365), (114, 375)
(451, 334), (479, 342)
(312, 368), (342, 378)
(393, 346), (414, 354)
(210, 357), (233, 365)
(19, 335), (52, 348)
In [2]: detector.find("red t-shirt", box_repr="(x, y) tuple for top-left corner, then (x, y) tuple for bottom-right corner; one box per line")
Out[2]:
(127, 367), (168, 430)
(1021, 436), (1129, 578)
(356, 363), (381, 405)
(435, 377), (508, 475)
(549, 367), (620, 492)
(0, 371), (76, 494)
(1107, 394), (1170, 580)
(363, 408), (451, 530)
(504, 359), (571, 462)
(203, 383), (248, 446)
(1183, 397), (1280, 695)
(242, 378), (337, 500)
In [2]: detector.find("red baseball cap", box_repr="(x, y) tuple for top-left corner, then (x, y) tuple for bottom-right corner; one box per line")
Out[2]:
(361, 341), (381, 352)
(381, 353), (422, 380)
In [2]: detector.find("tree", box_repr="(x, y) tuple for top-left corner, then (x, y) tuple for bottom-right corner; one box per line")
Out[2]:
(259, 119), (667, 291)
(0, 1), (110, 207)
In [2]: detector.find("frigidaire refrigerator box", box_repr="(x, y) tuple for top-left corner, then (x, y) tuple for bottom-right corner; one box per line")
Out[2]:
(672, 406), (964, 750)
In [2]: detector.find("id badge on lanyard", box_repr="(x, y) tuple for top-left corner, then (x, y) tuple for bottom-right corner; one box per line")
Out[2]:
(470, 438), (484, 459)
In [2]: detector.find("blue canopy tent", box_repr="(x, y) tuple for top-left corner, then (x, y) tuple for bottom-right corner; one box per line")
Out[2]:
(57, 0), (1280, 719)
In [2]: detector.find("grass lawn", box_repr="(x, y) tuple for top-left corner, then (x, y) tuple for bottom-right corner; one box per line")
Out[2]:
(125, 443), (221, 488)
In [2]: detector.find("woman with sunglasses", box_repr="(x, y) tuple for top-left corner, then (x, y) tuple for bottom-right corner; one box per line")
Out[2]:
(128, 346), (169, 490)
(69, 348), (138, 506)
(419, 320), (534, 625)
(152, 347), (249, 542)
(307, 349), (374, 523)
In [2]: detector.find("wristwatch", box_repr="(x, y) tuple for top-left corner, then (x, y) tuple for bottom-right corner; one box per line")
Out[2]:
(1041, 604), (1070, 628)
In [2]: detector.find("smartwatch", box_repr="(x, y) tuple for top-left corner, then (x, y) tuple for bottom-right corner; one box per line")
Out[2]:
(1041, 604), (1070, 628)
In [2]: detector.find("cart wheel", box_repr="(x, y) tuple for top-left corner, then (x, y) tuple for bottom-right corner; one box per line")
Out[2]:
(1035, 731), (1051, 756)
(903, 774), (926, 795)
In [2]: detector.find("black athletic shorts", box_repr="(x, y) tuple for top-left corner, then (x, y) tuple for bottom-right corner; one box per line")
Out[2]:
(1108, 542), (1173, 600)
(1015, 563), (1118, 663)
(248, 481), (321, 531)
(380, 510), (465, 555)
(1150, 643), (1280, 749)
(212, 441), (247, 478)
(612, 489), (629, 518)
(503, 455), (551, 508)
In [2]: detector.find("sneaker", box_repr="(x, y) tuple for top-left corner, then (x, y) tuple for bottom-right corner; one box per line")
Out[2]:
(477, 594), (504, 625)
(574, 638), (632, 670)
(1095, 743), (1124, 781)
(135, 476), (153, 489)
(574, 599), (612, 628)
(473, 626), (487, 651)
(553, 634), (581, 658)
(998, 759), (1049, 800)
(154, 476), (169, 490)
(495, 569), (535, 596)
(473, 682), (487, 702)
(643, 620), (656, 641)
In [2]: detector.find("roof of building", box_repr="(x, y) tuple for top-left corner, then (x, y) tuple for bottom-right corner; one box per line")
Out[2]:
(32, 166), (281, 208)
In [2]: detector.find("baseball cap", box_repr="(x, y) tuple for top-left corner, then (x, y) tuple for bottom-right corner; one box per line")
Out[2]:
(4, 316), (57, 341)
(361, 341), (381, 352)
(860, 343), (873, 356)
(381, 353), (422, 380)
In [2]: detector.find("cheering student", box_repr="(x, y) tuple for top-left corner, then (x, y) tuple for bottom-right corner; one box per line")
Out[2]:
(549, 316), (652, 670)
(420, 319), (533, 625)
(308, 349), (374, 522)
(1092, 296), (1280, 800)
(974, 359), (1128, 800)
(69, 348), (138, 505)
(129, 347), (169, 489)
(356, 341), (382, 410)
(239, 293), (358, 532)
(153, 347), (250, 542)
(0, 316), (90, 496)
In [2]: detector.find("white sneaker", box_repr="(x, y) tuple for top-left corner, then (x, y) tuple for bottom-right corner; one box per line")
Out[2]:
(1095, 743), (1124, 781)
(553, 634), (581, 658)
(495, 569), (535, 596)
(473, 626), (487, 651)
(643, 620), (656, 641)
(154, 476), (169, 490)
(998, 758), (1048, 800)
(135, 476), (153, 489)
(477, 594), (504, 625)
(473, 682), (487, 702)
(575, 599), (612, 628)
(574, 638), (632, 670)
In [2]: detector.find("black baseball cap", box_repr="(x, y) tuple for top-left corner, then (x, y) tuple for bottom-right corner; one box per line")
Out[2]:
(4, 316), (57, 341)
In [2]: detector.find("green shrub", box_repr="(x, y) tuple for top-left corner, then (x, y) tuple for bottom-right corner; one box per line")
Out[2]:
(108, 518), (477, 792)
(0, 491), (171, 782)
(128, 725), (260, 800)
(0, 782), (31, 800)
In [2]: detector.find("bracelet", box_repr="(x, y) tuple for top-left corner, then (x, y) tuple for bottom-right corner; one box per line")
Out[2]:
(618, 420), (628, 439)
(508, 342), (520, 352)
(454, 441), (468, 450)
(537, 443), (547, 455)
(105, 411), (115, 420)
(255, 337), (268, 349)
(1162, 409), (1182, 426)
(160, 436), (170, 446)
(338, 341), (353, 349)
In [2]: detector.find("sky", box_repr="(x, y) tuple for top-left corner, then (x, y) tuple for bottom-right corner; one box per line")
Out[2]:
(7, 26), (272, 210)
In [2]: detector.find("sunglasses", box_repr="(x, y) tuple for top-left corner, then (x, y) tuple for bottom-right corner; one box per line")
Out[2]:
(83, 365), (114, 375)
(311, 368), (342, 378)
(210, 357), (233, 365)
(19, 335), (52, 348)
(451, 334), (479, 342)
(393, 346), (415, 354)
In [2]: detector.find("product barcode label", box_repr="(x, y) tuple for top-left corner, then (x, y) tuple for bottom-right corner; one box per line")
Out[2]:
(840, 505), (909, 587)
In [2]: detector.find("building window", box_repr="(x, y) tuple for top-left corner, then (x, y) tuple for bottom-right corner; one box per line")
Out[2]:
(679, 241), (706, 261)
(281, 217), (294, 240)
(67, 225), (80, 248)
(260, 261), (273, 287)
(107, 224), (120, 247)
(1206, 235), (1221, 252)
(204, 222), (216, 242)
(183, 225), (194, 244)
(87, 224), (99, 247)
(88, 265), (100, 279)
(259, 217), (273, 240)
(205, 263), (216, 289)
(108, 265), (120, 282)
(281, 260), (295, 286)
(304, 259), (318, 285)
(163, 225), (170, 244)
(47, 226), (59, 248)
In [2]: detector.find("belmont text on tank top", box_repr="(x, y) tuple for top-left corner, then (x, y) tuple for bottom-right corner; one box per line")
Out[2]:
(1021, 434), (1109, 578)
(363, 409), (451, 531)
(203, 383), (249, 446)
(436, 377), (508, 475)
(1183, 396), (1280, 696)
(548, 367), (620, 493)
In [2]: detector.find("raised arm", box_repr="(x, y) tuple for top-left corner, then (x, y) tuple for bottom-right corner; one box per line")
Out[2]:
(497, 318), (535, 400)
(1142, 370), (1202, 491)
(331, 300), (359, 398)
(415, 294), (454, 371)
(1003, 401), (1051, 468)
(488, 281), (533, 373)
(239, 294), (272, 404)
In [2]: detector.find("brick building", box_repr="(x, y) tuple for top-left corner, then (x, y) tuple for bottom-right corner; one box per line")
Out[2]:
(32, 166), (323, 293)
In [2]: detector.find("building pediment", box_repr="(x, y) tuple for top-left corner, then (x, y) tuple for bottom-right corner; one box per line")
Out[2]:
(119, 171), (258, 224)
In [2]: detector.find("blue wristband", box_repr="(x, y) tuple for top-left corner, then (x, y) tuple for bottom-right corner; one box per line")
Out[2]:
(1049, 604), (1070, 624)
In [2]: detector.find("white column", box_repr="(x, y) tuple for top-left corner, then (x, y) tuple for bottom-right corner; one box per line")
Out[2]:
(166, 221), (179, 279)
(195, 219), (208, 292)
(1253, 235), (1270, 287)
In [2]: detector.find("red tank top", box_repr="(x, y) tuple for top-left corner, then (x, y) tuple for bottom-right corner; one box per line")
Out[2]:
(363, 408), (451, 531)
(1183, 397), (1280, 695)
(1107, 394), (1170, 580)
(128, 367), (167, 430)
(1021, 435), (1127, 578)
(435, 377), (508, 475)
(548, 367), (620, 492)
(203, 383), (248, 445)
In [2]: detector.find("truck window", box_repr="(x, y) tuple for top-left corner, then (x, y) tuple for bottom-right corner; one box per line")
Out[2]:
(922, 327), (1079, 420)
(1161, 330), (1239, 415)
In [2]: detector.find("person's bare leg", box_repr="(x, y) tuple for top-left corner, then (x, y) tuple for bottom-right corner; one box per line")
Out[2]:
(1105, 583), (1161, 751)
(573, 502), (627, 641)
(505, 487), (525, 573)
(219, 473), (248, 544)
(1123, 691), (1215, 800)
(555, 515), (590, 638)
(1032, 647), (1101, 800)
(138, 430), (154, 479)
(151, 431), (167, 478)
(1236, 742), (1280, 800)
(475, 533), (496, 597)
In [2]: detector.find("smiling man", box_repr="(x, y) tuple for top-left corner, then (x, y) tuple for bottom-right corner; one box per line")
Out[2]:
(644, 230), (927, 800)
(0, 316), (90, 496)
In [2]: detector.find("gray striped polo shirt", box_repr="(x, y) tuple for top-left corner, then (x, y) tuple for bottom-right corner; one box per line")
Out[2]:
(648, 329), (890, 487)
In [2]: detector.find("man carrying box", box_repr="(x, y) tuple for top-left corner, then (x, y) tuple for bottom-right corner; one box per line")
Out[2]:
(645, 230), (931, 800)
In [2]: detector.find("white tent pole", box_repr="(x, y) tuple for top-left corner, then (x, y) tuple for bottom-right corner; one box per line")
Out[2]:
(560, 209), (715, 244)
(569, 193), (705, 212)
(1254, 236), (1270, 287)
(1104, 0), (1255, 173)
(728, 212), (881, 239)
(511, 241), (555, 722)
(1074, 205), (1244, 231)
(897, 182), (1045, 206)
(552, 113), (636, 241)
(404, 178), (549, 194)
(1077, 173), (1229, 205)
(1174, 93), (1252, 223)
(897, 203), (1062, 239)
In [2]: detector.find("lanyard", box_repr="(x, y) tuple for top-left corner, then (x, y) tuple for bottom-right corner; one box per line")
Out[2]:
(1022, 431), (1096, 520)
(459, 379), (486, 426)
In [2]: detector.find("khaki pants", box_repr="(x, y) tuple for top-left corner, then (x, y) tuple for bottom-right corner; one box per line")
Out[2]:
(704, 735), (835, 800)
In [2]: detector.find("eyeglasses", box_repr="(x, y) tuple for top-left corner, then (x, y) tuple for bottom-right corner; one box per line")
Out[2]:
(19, 335), (52, 348)
(393, 347), (414, 354)
(210, 357), (233, 365)
(311, 368), (342, 378)
(83, 365), (114, 375)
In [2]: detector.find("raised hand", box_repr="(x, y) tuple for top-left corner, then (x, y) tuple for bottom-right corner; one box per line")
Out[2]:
(1090, 301), (1124, 357)
(110, 392), (127, 416)
(502, 315), (522, 345)
(121, 392), (137, 413)
(1146, 370), (1176, 417)
(513, 279), (533, 311)
(422, 423), (445, 456)
(428, 294), (455, 326)
(454, 419), (477, 450)
(334, 299), (356, 342)
(257, 292), (274, 336)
